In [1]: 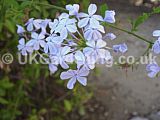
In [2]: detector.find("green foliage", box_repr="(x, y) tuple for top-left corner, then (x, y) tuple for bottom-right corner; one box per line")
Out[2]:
(131, 13), (150, 32)
(152, 7), (160, 14)
(64, 100), (72, 112)
(131, 7), (160, 32)
(99, 4), (108, 17)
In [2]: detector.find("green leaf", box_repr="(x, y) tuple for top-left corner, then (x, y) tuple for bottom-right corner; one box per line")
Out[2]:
(82, 0), (90, 11)
(131, 13), (150, 32)
(0, 80), (14, 89)
(99, 4), (108, 17)
(0, 97), (8, 104)
(5, 20), (15, 33)
(20, 1), (32, 8)
(64, 100), (72, 112)
(152, 7), (160, 14)
(0, 89), (5, 96)
(78, 106), (86, 116)
(5, 0), (19, 8)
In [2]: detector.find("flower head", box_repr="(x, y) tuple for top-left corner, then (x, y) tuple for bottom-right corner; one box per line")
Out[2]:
(152, 39), (160, 54)
(78, 4), (103, 28)
(17, 3), (118, 89)
(44, 35), (62, 54)
(104, 10), (116, 23)
(16, 25), (25, 34)
(75, 51), (95, 70)
(60, 67), (89, 89)
(26, 32), (46, 50)
(50, 46), (74, 69)
(54, 13), (77, 39)
(39, 19), (51, 34)
(153, 30), (160, 38)
(103, 33), (116, 40)
(66, 4), (79, 16)
(84, 25), (105, 41)
(25, 18), (42, 31)
(113, 43), (128, 53)
(146, 62), (160, 78)
(83, 39), (111, 63)
(17, 38), (33, 56)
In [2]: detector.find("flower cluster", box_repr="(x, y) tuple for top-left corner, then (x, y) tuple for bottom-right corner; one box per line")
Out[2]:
(146, 30), (160, 78)
(17, 4), (128, 89)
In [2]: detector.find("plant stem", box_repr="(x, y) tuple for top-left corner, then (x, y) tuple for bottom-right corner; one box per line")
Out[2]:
(36, 3), (68, 12)
(133, 43), (151, 65)
(104, 23), (154, 44)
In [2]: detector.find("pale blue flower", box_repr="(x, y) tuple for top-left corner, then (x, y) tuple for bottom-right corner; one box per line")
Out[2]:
(26, 32), (46, 50)
(153, 30), (160, 37)
(39, 19), (51, 34)
(60, 67), (89, 89)
(75, 50), (95, 70)
(50, 46), (74, 69)
(97, 50), (112, 64)
(83, 39), (109, 63)
(66, 4), (79, 16)
(25, 18), (42, 31)
(49, 19), (59, 34)
(103, 33), (116, 40)
(152, 39), (160, 54)
(146, 62), (160, 78)
(49, 64), (58, 74)
(113, 43), (128, 53)
(44, 34), (63, 54)
(104, 10), (116, 23)
(84, 25), (105, 41)
(17, 38), (33, 56)
(55, 13), (77, 39)
(78, 4), (103, 28)
(16, 25), (25, 34)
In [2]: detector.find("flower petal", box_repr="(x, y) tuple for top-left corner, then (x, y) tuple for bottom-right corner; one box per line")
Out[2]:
(77, 12), (89, 18)
(67, 77), (76, 89)
(60, 71), (73, 79)
(59, 13), (69, 20)
(38, 34), (45, 39)
(66, 24), (77, 33)
(60, 60), (69, 69)
(27, 23), (33, 31)
(96, 39), (107, 48)
(78, 67), (90, 76)
(26, 40), (35, 46)
(78, 18), (89, 28)
(19, 38), (25, 45)
(75, 51), (85, 62)
(104, 10), (116, 23)
(153, 30), (160, 37)
(86, 40), (96, 47)
(60, 28), (68, 39)
(31, 32), (38, 39)
(61, 46), (71, 55)
(88, 4), (97, 16)
(77, 77), (87, 86)
(84, 30), (93, 41)
(49, 64), (58, 74)
(152, 40), (160, 54)
(90, 18), (100, 28)
(33, 42), (40, 50)
(92, 15), (104, 21)
(65, 54), (74, 63)
(17, 25), (25, 34)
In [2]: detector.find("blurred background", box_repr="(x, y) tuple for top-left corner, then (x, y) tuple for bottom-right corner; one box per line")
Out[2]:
(0, 0), (160, 120)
